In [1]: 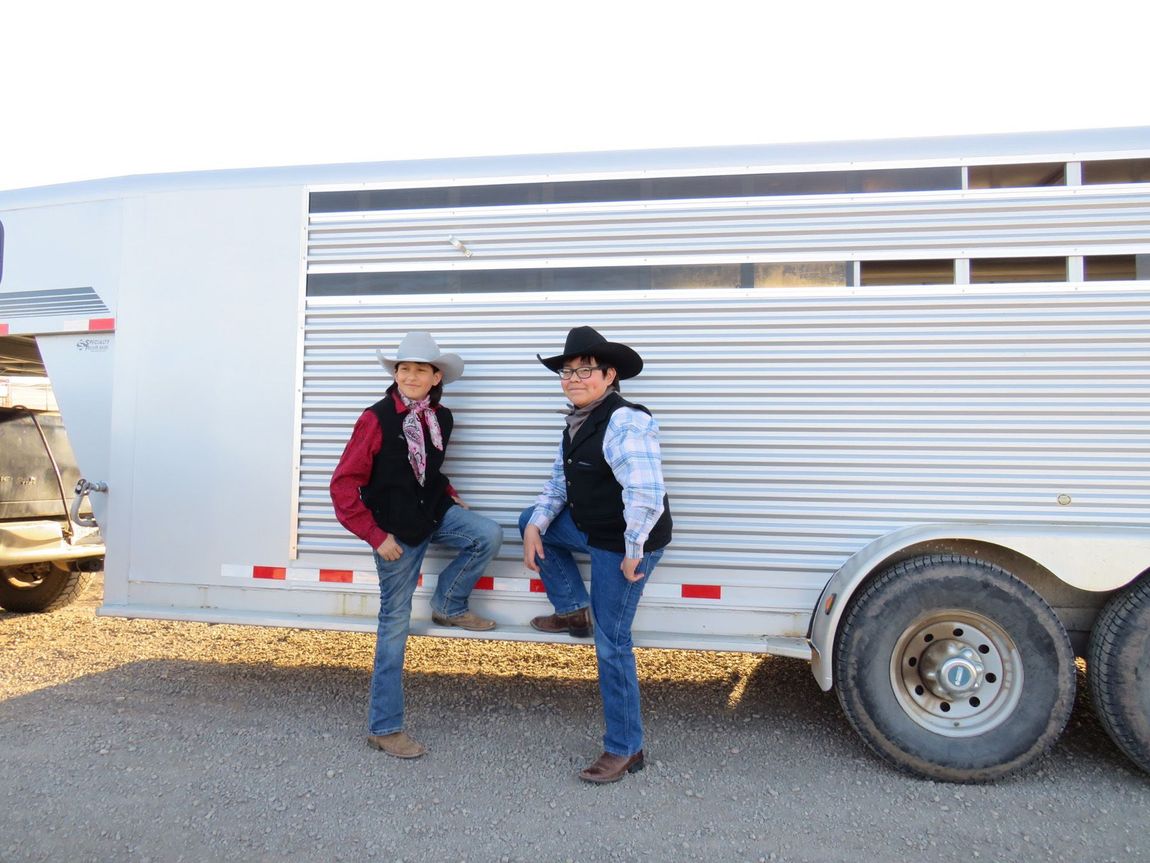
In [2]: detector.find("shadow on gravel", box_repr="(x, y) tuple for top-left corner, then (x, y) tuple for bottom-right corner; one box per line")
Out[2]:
(0, 647), (1132, 779)
(0, 652), (838, 740)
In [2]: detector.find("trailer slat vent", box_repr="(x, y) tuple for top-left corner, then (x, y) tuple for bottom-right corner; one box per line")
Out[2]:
(0, 287), (109, 319)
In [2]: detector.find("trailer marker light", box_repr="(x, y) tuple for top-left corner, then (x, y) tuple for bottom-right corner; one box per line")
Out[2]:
(824, 593), (837, 614)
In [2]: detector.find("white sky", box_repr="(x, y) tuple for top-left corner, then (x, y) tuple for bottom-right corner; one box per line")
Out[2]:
(1, 0), (1147, 192)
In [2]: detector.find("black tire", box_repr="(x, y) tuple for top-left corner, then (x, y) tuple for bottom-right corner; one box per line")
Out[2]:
(0, 562), (93, 613)
(834, 554), (1076, 783)
(1088, 575), (1150, 774)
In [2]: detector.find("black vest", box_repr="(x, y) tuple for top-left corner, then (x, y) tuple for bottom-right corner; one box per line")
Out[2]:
(359, 387), (455, 545)
(563, 391), (672, 554)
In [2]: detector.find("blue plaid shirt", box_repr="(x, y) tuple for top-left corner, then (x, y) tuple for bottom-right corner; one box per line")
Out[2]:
(529, 407), (667, 559)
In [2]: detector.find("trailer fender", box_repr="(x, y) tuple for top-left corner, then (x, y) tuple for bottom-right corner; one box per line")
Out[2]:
(808, 523), (1150, 691)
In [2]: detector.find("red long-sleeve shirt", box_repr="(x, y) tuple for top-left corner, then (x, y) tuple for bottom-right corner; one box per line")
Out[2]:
(329, 391), (456, 550)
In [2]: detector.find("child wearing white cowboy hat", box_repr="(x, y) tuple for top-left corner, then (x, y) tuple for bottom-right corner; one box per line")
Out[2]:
(330, 331), (502, 759)
(519, 325), (673, 784)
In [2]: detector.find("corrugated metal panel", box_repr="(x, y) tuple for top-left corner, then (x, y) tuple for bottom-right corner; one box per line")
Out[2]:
(307, 186), (1150, 271)
(295, 284), (1150, 617)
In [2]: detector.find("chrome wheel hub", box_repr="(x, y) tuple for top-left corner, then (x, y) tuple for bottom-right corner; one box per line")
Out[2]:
(890, 611), (1023, 738)
(920, 640), (984, 699)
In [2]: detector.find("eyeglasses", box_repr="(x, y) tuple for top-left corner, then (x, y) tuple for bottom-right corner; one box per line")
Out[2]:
(558, 365), (607, 380)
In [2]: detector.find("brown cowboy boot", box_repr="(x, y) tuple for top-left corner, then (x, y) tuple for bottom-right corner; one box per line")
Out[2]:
(529, 607), (592, 638)
(367, 731), (427, 759)
(578, 750), (645, 784)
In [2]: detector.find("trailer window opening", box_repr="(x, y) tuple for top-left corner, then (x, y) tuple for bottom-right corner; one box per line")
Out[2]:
(970, 257), (1067, 283)
(1082, 159), (1150, 185)
(1084, 255), (1140, 281)
(753, 262), (850, 288)
(308, 166), (962, 213)
(968, 163), (1066, 189)
(861, 260), (955, 286)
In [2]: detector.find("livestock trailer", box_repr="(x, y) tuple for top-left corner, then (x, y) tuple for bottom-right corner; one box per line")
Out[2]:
(2, 127), (1148, 782)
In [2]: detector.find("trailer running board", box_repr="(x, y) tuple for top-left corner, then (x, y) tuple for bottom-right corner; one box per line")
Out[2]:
(97, 604), (813, 659)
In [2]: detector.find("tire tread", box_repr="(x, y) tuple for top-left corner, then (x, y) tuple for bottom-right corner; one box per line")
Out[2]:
(1087, 575), (1150, 773)
(0, 566), (93, 613)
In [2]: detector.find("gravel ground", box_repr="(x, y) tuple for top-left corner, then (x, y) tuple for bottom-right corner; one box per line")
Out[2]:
(2, 575), (1149, 863)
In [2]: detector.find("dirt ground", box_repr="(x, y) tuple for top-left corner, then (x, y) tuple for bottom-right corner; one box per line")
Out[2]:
(2, 575), (1149, 863)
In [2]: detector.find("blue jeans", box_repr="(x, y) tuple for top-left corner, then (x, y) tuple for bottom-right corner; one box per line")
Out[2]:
(518, 506), (664, 757)
(369, 505), (502, 736)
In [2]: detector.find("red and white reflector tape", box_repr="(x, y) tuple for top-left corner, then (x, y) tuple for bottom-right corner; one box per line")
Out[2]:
(0, 317), (115, 336)
(223, 564), (384, 586)
(223, 565), (720, 599)
(62, 318), (116, 332)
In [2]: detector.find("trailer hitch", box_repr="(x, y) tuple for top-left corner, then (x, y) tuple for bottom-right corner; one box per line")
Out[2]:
(70, 478), (108, 529)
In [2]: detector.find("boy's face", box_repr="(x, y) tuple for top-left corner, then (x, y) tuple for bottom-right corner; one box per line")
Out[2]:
(561, 355), (616, 408)
(394, 361), (442, 401)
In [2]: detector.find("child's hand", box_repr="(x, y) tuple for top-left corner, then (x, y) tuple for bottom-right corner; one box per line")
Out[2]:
(522, 524), (545, 572)
(621, 557), (646, 582)
(375, 535), (403, 561)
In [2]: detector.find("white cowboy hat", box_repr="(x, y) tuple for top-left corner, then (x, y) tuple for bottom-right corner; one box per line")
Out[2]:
(376, 331), (465, 384)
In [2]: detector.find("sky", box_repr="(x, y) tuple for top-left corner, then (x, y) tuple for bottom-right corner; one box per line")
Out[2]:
(1, 0), (1147, 192)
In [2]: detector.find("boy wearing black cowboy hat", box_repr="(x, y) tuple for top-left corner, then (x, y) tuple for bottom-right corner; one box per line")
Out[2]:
(519, 326), (673, 783)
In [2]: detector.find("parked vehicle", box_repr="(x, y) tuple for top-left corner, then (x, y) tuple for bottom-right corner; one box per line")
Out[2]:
(1, 127), (1147, 781)
(0, 404), (104, 611)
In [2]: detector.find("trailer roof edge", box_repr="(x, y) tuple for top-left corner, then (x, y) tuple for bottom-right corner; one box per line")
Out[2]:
(2, 125), (1148, 208)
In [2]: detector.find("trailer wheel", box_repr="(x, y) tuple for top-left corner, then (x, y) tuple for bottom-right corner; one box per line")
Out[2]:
(1087, 575), (1150, 774)
(0, 562), (93, 613)
(833, 554), (1075, 783)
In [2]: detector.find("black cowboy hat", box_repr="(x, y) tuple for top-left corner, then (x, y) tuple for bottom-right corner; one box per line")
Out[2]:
(537, 326), (644, 380)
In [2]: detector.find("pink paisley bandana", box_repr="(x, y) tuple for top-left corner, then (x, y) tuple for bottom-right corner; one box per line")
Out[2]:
(399, 393), (443, 486)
